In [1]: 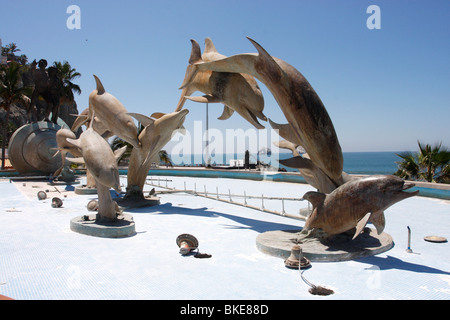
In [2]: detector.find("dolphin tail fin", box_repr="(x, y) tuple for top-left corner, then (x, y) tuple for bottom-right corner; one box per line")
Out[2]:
(353, 212), (372, 240)
(93, 75), (105, 95)
(273, 140), (298, 155)
(279, 156), (314, 171)
(71, 114), (89, 132)
(370, 211), (386, 235)
(218, 105), (235, 120)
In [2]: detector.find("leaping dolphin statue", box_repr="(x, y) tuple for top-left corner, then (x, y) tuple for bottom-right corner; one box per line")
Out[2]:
(52, 128), (83, 177)
(88, 75), (141, 149)
(301, 175), (419, 240)
(65, 115), (126, 194)
(66, 115), (127, 221)
(177, 38), (266, 129)
(126, 109), (189, 197)
(180, 37), (343, 185)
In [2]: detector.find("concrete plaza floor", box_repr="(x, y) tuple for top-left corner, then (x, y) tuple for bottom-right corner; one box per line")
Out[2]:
(0, 174), (449, 300)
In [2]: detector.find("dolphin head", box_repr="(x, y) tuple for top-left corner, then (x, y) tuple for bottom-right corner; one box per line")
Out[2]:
(378, 175), (419, 202)
(161, 108), (189, 132)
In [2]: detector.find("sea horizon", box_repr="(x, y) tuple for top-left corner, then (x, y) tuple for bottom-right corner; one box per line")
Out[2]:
(164, 151), (403, 175)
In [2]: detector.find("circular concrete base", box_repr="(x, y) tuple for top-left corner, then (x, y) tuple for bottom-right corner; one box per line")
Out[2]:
(115, 196), (160, 209)
(256, 228), (394, 262)
(75, 186), (97, 195)
(70, 214), (135, 238)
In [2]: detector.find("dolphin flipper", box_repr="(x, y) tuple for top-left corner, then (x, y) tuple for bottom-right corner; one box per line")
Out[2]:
(185, 95), (222, 104)
(218, 105), (235, 120)
(370, 211), (386, 235)
(128, 113), (155, 127)
(353, 212), (372, 240)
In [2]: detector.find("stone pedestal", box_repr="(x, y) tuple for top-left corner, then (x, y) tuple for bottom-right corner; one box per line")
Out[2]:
(70, 214), (135, 238)
(256, 228), (394, 262)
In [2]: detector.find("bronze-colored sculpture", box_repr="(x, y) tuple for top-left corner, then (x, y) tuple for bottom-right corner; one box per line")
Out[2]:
(182, 39), (343, 185)
(86, 75), (141, 149)
(66, 115), (126, 221)
(125, 109), (189, 198)
(52, 128), (82, 178)
(177, 38), (266, 129)
(28, 59), (63, 124)
(71, 107), (113, 139)
(180, 37), (343, 187)
(182, 37), (418, 246)
(301, 175), (419, 240)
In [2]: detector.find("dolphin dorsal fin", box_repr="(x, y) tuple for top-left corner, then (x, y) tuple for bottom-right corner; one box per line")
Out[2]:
(189, 39), (203, 65)
(204, 37), (218, 54)
(93, 75), (105, 95)
(302, 191), (326, 209)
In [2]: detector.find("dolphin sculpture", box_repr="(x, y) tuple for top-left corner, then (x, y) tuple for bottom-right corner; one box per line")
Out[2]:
(66, 115), (127, 221)
(301, 175), (419, 240)
(88, 75), (141, 149)
(125, 109), (189, 197)
(180, 37), (343, 185)
(176, 38), (266, 129)
(52, 128), (83, 177)
(71, 108), (113, 139)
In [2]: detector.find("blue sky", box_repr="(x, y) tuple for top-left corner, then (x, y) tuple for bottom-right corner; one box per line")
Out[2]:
(1, 0), (449, 152)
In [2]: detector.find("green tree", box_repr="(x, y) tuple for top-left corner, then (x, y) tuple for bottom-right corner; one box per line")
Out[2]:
(0, 61), (32, 169)
(394, 141), (450, 183)
(111, 136), (173, 167)
(52, 61), (81, 104)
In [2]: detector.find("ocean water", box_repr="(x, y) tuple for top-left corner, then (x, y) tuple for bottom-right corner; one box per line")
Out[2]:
(167, 152), (401, 175)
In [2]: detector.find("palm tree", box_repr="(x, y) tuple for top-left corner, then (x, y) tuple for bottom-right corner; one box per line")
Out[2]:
(52, 61), (81, 104)
(111, 136), (173, 167)
(159, 150), (173, 167)
(2, 43), (20, 60)
(394, 141), (450, 183)
(0, 61), (32, 169)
